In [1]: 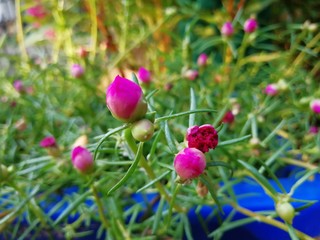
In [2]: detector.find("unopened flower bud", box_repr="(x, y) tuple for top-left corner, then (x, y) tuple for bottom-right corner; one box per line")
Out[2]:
(244, 18), (258, 33)
(138, 67), (152, 84)
(183, 69), (199, 81)
(196, 180), (208, 197)
(71, 64), (84, 78)
(187, 124), (218, 153)
(221, 22), (234, 37)
(309, 126), (319, 134)
(106, 75), (148, 123)
(40, 136), (57, 148)
(40, 136), (60, 157)
(265, 84), (278, 96)
(77, 47), (89, 58)
(26, 4), (46, 19)
(276, 201), (295, 224)
(222, 111), (235, 124)
(310, 99), (320, 114)
(164, 83), (173, 91)
(277, 79), (288, 91)
(249, 137), (260, 146)
(72, 135), (88, 149)
(14, 117), (27, 131)
(131, 119), (154, 142)
(197, 53), (208, 67)
(13, 80), (24, 93)
(174, 148), (206, 181)
(71, 146), (94, 173)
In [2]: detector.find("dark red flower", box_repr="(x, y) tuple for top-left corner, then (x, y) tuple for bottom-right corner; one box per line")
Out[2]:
(186, 124), (218, 153)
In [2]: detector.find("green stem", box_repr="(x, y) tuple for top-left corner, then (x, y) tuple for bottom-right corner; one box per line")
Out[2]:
(229, 202), (314, 240)
(15, 0), (28, 62)
(124, 128), (184, 212)
(88, 0), (97, 61)
(10, 183), (47, 226)
(91, 184), (110, 230)
(166, 183), (181, 227)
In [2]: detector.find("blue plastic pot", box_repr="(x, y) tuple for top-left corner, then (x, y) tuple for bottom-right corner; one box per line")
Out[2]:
(1, 174), (319, 240)
(187, 174), (320, 240)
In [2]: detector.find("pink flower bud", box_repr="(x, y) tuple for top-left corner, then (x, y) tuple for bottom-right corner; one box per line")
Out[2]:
(138, 67), (152, 83)
(221, 22), (234, 37)
(265, 84), (278, 96)
(197, 53), (208, 67)
(44, 29), (56, 41)
(184, 69), (199, 81)
(71, 64), (84, 78)
(77, 47), (89, 58)
(26, 86), (34, 95)
(244, 18), (258, 33)
(71, 146), (94, 173)
(40, 136), (56, 148)
(174, 148), (206, 180)
(164, 83), (173, 91)
(310, 99), (320, 114)
(131, 119), (154, 142)
(309, 126), (318, 134)
(26, 4), (46, 19)
(106, 75), (148, 123)
(13, 80), (24, 93)
(186, 124), (218, 153)
(222, 111), (235, 124)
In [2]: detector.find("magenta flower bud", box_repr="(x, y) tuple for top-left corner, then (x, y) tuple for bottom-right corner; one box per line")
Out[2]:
(174, 148), (206, 180)
(138, 67), (152, 83)
(71, 146), (94, 173)
(131, 119), (154, 142)
(244, 18), (258, 33)
(26, 5), (46, 19)
(71, 64), (84, 78)
(265, 84), (278, 96)
(106, 75), (148, 123)
(221, 21), (234, 37)
(186, 124), (219, 153)
(309, 126), (318, 134)
(40, 136), (56, 148)
(13, 80), (24, 93)
(197, 53), (208, 67)
(310, 99), (320, 114)
(184, 69), (199, 81)
(222, 111), (235, 124)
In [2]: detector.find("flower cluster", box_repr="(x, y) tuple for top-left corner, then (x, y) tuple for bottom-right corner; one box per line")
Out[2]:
(220, 18), (258, 39)
(13, 80), (33, 95)
(174, 124), (219, 181)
